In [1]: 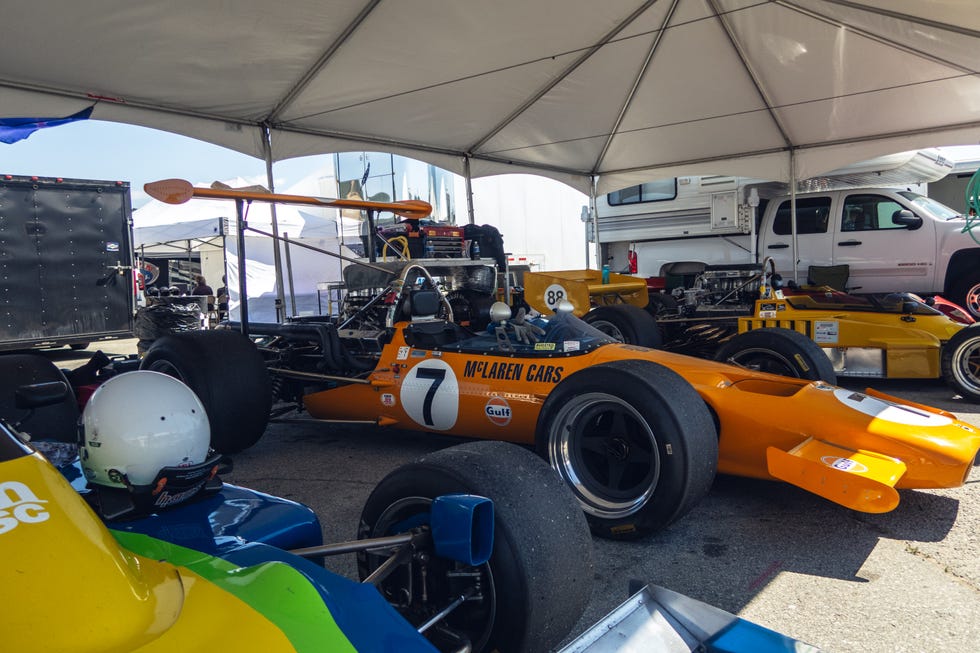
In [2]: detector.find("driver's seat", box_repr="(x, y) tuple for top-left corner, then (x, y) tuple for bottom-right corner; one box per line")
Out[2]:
(404, 290), (469, 347)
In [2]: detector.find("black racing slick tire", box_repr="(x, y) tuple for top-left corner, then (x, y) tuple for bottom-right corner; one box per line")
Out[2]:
(536, 360), (718, 540)
(715, 327), (837, 384)
(941, 324), (980, 402)
(140, 330), (271, 453)
(583, 304), (663, 348)
(357, 440), (593, 653)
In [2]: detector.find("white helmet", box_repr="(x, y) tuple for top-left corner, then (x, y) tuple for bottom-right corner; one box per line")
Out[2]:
(80, 371), (210, 489)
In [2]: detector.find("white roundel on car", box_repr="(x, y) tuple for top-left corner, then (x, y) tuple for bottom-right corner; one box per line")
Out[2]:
(832, 389), (953, 427)
(400, 359), (459, 430)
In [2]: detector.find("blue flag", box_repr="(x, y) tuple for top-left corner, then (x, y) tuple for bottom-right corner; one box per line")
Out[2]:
(0, 106), (94, 144)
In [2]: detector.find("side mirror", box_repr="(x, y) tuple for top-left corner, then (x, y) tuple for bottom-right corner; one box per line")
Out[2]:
(892, 210), (923, 230)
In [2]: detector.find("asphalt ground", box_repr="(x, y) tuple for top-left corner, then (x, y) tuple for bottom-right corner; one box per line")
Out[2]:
(51, 338), (980, 653)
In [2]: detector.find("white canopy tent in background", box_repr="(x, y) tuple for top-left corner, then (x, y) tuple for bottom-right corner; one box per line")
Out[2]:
(3, 1), (979, 287)
(2, 1), (977, 194)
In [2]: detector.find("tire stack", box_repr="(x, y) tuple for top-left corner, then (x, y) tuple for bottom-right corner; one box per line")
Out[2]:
(134, 302), (204, 355)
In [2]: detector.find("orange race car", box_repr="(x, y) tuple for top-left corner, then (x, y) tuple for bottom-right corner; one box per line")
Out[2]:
(140, 182), (980, 540)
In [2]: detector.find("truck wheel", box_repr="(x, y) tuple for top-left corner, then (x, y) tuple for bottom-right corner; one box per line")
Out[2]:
(358, 440), (593, 653)
(948, 273), (980, 320)
(583, 304), (662, 348)
(536, 360), (717, 540)
(140, 330), (271, 453)
(941, 325), (980, 402)
(715, 328), (837, 384)
(69, 343), (90, 351)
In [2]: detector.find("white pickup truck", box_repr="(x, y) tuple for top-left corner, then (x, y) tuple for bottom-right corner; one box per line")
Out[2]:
(603, 186), (980, 317)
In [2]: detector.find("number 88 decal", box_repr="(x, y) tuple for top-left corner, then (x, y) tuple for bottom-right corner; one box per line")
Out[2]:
(544, 283), (567, 310)
(400, 359), (459, 430)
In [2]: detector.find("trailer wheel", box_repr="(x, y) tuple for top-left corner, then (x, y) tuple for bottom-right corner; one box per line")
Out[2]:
(715, 327), (837, 383)
(358, 440), (592, 653)
(948, 272), (980, 320)
(583, 304), (662, 348)
(941, 324), (980, 402)
(536, 360), (717, 540)
(140, 330), (271, 453)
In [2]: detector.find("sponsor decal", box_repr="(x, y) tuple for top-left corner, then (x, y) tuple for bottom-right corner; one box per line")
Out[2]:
(534, 342), (556, 351)
(820, 456), (868, 474)
(563, 340), (580, 352)
(760, 302), (777, 312)
(462, 360), (564, 383)
(396, 346), (411, 360)
(759, 310), (777, 318)
(0, 481), (49, 535)
(381, 393), (396, 407)
(106, 241), (120, 252)
(484, 396), (512, 426)
(813, 320), (839, 344)
(411, 350), (427, 358)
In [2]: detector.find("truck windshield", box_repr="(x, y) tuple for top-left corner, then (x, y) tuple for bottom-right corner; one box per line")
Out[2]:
(897, 191), (962, 220)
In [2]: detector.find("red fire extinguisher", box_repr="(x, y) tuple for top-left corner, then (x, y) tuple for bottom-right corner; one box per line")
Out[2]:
(627, 246), (638, 274)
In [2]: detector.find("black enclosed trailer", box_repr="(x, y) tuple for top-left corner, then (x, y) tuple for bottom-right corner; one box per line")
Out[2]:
(0, 175), (135, 351)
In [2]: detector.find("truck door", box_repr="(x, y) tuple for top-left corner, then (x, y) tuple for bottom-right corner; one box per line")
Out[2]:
(761, 195), (834, 284)
(832, 192), (936, 294)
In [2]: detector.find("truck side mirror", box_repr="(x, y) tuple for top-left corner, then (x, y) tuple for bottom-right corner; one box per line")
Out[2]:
(892, 210), (922, 230)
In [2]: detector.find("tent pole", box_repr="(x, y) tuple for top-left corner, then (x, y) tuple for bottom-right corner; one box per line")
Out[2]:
(590, 176), (600, 270)
(235, 198), (250, 338)
(283, 231), (297, 316)
(262, 124), (288, 322)
(790, 150), (799, 284)
(463, 156), (475, 225)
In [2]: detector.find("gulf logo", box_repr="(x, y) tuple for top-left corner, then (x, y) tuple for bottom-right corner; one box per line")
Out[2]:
(484, 396), (512, 426)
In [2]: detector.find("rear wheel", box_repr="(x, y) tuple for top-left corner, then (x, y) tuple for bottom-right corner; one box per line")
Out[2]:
(536, 360), (717, 539)
(583, 304), (662, 348)
(140, 330), (271, 452)
(715, 327), (837, 383)
(358, 440), (593, 653)
(941, 325), (980, 402)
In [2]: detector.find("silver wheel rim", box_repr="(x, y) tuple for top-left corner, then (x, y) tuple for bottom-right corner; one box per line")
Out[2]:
(547, 392), (660, 519)
(726, 346), (800, 377)
(587, 318), (626, 342)
(951, 336), (980, 395)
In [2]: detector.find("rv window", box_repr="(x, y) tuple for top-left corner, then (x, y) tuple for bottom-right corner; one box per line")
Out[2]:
(772, 197), (832, 235)
(607, 179), (677, 205)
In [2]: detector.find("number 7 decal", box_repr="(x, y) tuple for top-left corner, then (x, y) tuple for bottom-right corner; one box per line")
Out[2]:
(400, 359), (459, 430)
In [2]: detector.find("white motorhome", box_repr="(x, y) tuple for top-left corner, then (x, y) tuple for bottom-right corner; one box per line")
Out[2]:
(597, 150), (980, 316)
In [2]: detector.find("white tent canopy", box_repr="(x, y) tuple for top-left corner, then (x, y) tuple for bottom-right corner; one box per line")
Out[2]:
(2, 1), (978, 195)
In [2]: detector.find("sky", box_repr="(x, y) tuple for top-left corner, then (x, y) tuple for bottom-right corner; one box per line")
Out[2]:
(4, 118), (980, 213)
(0, 120), (331, 208)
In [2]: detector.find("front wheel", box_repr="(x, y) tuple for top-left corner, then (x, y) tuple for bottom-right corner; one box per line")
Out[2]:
(583, 304), (662, 348)
(715, 327), (837, 383)
(536, 360), (718, 540)
(358, 441), (593, 653)
(941, 324), (980, 402)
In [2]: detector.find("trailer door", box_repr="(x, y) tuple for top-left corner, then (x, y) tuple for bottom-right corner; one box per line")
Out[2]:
(0, 178), (135, 349)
